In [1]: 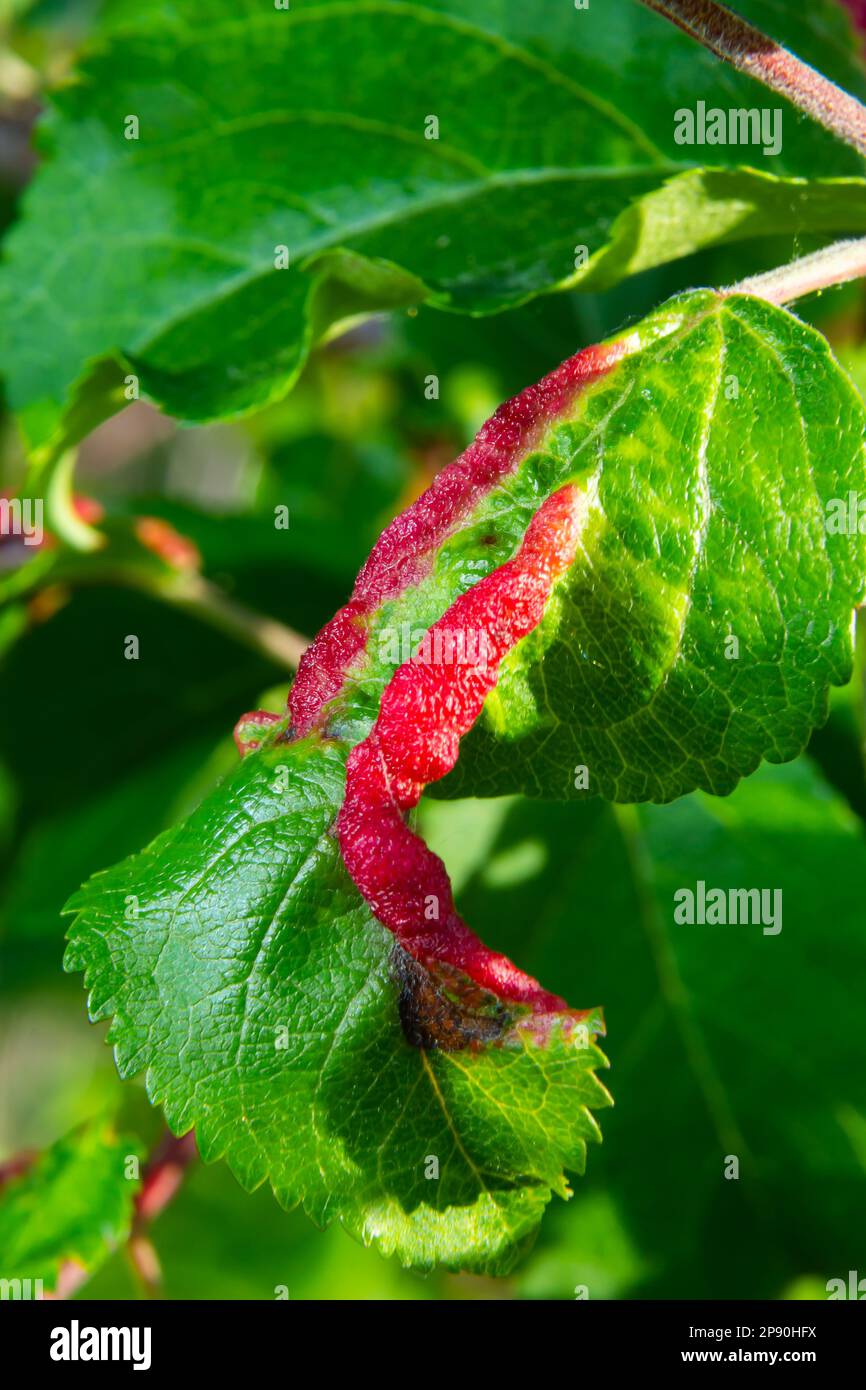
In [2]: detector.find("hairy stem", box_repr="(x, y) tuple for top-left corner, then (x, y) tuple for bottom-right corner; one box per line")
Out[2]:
(726, 235), (866, 304)
(639, 0), (866, 159)
(126, 1130), (198, 1294)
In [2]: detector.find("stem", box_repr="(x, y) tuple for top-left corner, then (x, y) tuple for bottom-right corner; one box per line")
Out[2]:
(94, 1131), (197, 1299)
(726, 235), (866, 304)
(134, 1129), (198, 1224)
(126, 1130), (198, 1294)
(42, 449), (103, 553)
(639, 0), (866, 160)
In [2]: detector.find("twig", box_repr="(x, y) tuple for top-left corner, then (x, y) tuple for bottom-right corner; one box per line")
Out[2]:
(157, 572), (308, 671)
(134, 1130), (198, 1224)
(0, 1150), (37, 1185)
(639, 0), (866, 160)
(126, 1130), (198, 1295)
(725, 235), (866, 304)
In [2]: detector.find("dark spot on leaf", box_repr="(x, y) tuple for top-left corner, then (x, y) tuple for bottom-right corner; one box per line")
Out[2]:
(391, 944), (511, 1051)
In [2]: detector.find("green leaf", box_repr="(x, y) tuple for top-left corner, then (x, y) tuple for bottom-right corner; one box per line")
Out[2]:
(446, 294), (866, 800)
(0, 1119), (142, 1291)
(311, 291), (866, 803)
(86, 1159), (443, 1300)
(64, 735), (610, 1274)
(5, 0), (866, 451)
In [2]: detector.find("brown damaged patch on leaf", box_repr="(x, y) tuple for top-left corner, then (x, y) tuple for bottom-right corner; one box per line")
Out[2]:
(391, 945), (511, 1051)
